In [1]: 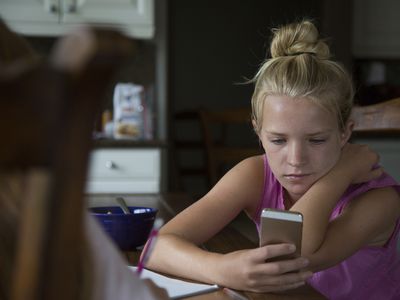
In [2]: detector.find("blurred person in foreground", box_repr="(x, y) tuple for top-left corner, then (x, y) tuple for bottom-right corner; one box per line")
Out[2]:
(0, 19), (169, 300)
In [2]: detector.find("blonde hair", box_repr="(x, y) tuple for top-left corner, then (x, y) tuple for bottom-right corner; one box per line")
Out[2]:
(251, 20), (354, 134)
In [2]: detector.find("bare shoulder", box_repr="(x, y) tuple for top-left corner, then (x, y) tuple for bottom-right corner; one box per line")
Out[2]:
(346, 186), (400, 214)
(344, 186), (400, 246)
(207, 155), (265, 216)
(307, 186), (400, 269)
(234, 154), (265, 175)
(222, 154), (264, 185)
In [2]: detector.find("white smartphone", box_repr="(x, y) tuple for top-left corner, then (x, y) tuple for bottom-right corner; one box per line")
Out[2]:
(260, 208), (303, 261)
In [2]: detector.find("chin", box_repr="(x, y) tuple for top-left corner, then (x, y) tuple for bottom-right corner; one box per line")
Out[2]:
(282, 181), (314, 199)
(286, 187), (309, 198)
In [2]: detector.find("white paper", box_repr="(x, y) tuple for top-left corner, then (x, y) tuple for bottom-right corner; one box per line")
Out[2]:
(128, 267), (219, 299)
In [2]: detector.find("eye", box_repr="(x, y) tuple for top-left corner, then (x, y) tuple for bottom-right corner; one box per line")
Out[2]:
(309, 138), (326, 144)
(270, 138), (286, 145)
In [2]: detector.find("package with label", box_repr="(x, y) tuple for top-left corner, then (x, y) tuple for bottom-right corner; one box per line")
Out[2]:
(113, 83), (144, 139)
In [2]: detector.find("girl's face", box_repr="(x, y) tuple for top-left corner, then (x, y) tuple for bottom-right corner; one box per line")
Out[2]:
(258, 95), (351, 202)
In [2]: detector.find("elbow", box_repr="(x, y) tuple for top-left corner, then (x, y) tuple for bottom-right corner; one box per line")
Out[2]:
(301, 244), (332, 272)
(301, 248), (342, 273)
(303, 257), (331, 273)
(301, 240), (323, 258)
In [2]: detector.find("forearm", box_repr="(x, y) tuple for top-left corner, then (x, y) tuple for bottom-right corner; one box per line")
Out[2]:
(147, 234), (314, 292)
(291, 167), (350, 255)
(146, 233), (223, 285)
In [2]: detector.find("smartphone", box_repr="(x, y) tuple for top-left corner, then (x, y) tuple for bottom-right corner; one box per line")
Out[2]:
(260, 208), (303, 261)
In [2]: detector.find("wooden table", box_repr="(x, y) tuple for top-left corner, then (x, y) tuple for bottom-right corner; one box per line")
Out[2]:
(88, 193), (326, 300)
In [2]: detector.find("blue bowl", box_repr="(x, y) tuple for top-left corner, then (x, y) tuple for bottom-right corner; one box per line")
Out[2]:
(90, 206), (158, 251)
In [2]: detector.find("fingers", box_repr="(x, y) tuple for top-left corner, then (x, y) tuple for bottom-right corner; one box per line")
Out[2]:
(246, 269), (313, 293)
(354, 166), (384, 183)
(263, 268), (313, 285)
(261, 256), (310, 275)
(258, 280), (306, 293)
(226, 246), (314, 293)
(340, 143), (383, 184)
(255, 243), (296, 262)
(255, 244), (311, 273)
(369, 167), (384, 179)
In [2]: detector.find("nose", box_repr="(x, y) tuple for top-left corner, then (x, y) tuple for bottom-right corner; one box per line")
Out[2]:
(287, 142), (307, 167)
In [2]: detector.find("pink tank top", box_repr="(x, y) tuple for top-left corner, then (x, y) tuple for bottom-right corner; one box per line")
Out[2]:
(252, 155), (400, 299)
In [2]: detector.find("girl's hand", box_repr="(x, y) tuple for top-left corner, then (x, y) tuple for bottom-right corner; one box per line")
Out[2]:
(218, 244), (313, 293)
(335, 143), (383, 184)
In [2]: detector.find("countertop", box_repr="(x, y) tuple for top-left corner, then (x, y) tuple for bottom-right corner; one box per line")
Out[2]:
(92, 134), (167, 148)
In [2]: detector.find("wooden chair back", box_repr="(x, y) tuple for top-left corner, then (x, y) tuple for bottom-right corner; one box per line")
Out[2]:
(351, 98), (400, 136)
(199, 107), (262, 186)
(0, 25), (132, 300)
(170, 110), (209, 195)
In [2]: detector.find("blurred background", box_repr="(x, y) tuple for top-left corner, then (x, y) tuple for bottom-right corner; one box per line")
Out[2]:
(1, 0), (399, 199)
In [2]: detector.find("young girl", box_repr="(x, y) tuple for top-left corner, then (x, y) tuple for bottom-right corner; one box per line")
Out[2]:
(148, 20), (400, 299)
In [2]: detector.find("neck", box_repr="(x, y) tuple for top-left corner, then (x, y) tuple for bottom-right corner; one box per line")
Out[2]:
(283, 190), (300, 209)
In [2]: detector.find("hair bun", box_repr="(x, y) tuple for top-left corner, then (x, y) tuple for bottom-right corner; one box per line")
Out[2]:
(270, 20), (330, 59)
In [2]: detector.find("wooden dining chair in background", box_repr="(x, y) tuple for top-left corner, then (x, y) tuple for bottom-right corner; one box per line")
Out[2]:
(0, 24), (132, 300)
(198, 107), (263, 186)
(351, 97), (400, 135)
(169, 110), (209, 195)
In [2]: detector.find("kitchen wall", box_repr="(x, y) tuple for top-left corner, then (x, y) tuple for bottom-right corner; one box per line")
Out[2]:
(168, 0), (352, 114)
(169, 0), (317, 113)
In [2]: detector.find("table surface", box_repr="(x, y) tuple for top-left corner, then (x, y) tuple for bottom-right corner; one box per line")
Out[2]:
(88, 193), (326, 300)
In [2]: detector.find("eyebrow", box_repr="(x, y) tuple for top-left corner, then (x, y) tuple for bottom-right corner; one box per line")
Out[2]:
(264, 130), (333, 136)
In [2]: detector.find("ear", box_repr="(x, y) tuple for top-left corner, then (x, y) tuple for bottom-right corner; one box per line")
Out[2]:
(252, 119), (266, 151)
(252, 119), (259, 136)
(340, 120), (354, 147)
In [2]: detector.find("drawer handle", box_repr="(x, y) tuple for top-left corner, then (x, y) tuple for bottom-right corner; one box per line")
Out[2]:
(49, 4), (58, 13)
(105, 160), (116, 169)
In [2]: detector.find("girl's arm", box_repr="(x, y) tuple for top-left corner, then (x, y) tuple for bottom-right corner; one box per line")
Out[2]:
(147, 156), (312, 292)
(291, 143), (400, 271)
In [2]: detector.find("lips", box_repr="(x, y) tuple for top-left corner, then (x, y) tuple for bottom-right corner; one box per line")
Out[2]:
(284, 174), (310, 180)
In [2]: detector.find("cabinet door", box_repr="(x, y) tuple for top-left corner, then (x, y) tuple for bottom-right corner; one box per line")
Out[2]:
(0, 0), (59, 32)
(86, 148), (161, 194)
(0, 0), (154, 38)
(62, 0), (154, 38)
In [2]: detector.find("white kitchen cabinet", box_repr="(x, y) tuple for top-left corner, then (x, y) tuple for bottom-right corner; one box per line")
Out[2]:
(353, 0), (400, 58)
(86, 148), (160, 194)
(0, 0), (154, 38)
